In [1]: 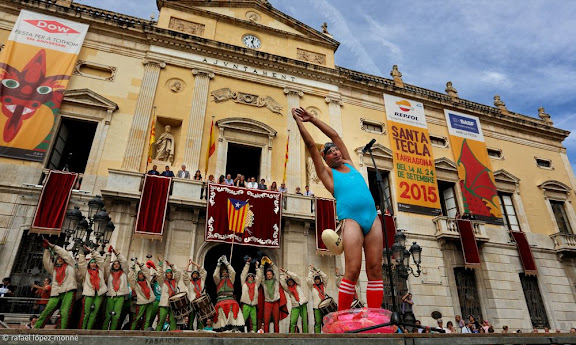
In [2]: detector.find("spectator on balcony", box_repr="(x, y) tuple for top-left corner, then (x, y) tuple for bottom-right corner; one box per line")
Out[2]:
(32, 278), (52, 313)
(304, 185), (314, 197)
(246, 177), (258, 189)
(161, 166), (175, 178)
(376, 205), (382, 215)
(176, 165), (190, 179)
(147, 165), (160, 176)
(570, 327), (575, 333)
(235, 175), (246, 188)
(207, 175), (215, 183)
(502, 325), (509, 333)
(455, 315), (465, 332)
(295, 187), (303, 195)
(218, 175), (225, 184)
(269, 181), (278, 192)
(401, 292), (414, 322)
(258, 179), (267, 190)
(193, 170), (203, 181)
(468, 315), (480, 330)
(482, 319), (491, 332)
(446, 321), (456, 333)
(225, 174), (234, 186)
(279, 182), (288, 193)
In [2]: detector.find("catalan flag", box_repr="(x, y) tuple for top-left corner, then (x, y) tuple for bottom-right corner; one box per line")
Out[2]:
(227, 198), (249, 233)
(282, 132), (289, 183)
(205, 118), (216, 176)
(147, 116), (156, 163)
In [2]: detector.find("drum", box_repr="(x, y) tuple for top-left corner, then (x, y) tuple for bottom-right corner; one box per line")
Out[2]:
(169, 292), (192, 319)
(318, 296), (338, 315)
(350, 299), (364, 309)
(191, 294), (215, 323)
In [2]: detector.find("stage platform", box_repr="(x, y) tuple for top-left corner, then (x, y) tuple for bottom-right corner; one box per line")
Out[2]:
(0, 329), (574, 345)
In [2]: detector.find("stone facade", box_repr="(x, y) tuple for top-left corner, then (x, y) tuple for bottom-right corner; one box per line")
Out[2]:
(0, 0), (574, 333)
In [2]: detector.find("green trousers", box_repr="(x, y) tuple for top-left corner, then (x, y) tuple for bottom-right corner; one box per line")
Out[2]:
(81, 295), (104, 329)
(102, 296), (125, 330)
(314, 308), (323, 333)
(242, 304), (257, 332)
(131, 302), (155, 330)
(188, 308), (205, 330)
(35, 290), (76, 329)
(290, 303), (308, 333)
(148, 300), (159, 329)
(156, 306), (176, 331)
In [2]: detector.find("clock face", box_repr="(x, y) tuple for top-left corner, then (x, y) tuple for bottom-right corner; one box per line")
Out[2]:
(242, 35), (261, 49)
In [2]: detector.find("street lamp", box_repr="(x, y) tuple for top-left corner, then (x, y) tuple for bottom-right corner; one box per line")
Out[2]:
(62, 195), (115, 253)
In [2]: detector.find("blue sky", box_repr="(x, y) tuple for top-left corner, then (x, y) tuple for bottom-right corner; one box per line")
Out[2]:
(79, 0), (576, 171)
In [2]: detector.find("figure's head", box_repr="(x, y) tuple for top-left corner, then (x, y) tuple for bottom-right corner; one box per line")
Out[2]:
(191, 271), (200, 280)
(437, 319), (443, 327)
(43, 277), (51, 286)
(112, 260), (121, 270)
(89, 258), (97, 269)
(265, 269), (274, 280)
(305, 185), (310, 191)
(137, 271), (145, 280)
(314, 276), (322, 285)
(455, 315), (461, 322)
(260, 179), (265, 184)
(56, 256), (64, 265)
(415, 320), (421, 326)
(226, 174), (232, 179)
(165, 125), (171, 132)
(271, 182), (277, 188)
(280, 182), (286, 188)
(447, 321), (453, 328)
(251, 177), (256, 182)
(181, 164), (186, 171)
(165, 165), (170, 171)
(206, 318), (213, 326)
(321, 142), (342, 168)
(209, 175), (215, 182)
(152, 165), (157, 171)
(295, 187), (301, 193)
(195, 170), (202, 176)
(165, 269), (173, 280)
(286, 278), (295, 287)
(219, 175), (225, 183)
(246, 273), (255, 283)
(220, 267), (229, 278)
(468, 315), (475, 322)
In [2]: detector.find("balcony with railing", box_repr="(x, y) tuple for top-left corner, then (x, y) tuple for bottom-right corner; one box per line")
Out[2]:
(432, 216), (489, 242)
(102, 169), (315, 218)
(550, 232), (576, 254)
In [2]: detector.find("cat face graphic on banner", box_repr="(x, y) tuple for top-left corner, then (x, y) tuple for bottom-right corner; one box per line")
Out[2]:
(0, 10), (88, 161)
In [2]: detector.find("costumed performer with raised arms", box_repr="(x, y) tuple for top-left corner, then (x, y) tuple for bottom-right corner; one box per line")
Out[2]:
(292, 107), (384, 310)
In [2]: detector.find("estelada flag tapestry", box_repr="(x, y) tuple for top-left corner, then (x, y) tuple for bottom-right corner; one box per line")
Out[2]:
(206, 184), (282, 248)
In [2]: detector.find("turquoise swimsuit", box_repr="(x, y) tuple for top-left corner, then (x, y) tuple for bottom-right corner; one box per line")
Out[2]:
(332, 163), (378, 235)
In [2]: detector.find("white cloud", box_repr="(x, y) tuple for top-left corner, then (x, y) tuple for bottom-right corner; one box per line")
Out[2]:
(480, 71), (512, 88)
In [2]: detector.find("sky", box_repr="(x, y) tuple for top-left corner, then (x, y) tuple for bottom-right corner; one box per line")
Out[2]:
(79, 0), (576, 171)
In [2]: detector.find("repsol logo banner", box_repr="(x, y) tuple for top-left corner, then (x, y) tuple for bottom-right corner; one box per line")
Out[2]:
(384, 94), (427, 129)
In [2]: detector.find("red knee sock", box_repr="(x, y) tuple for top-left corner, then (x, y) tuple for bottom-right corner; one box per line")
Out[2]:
(338, 278), (356, 311)
(366, 280), (384, 308)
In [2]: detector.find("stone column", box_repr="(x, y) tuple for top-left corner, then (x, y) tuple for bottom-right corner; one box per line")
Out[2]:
(215, 126), (227, 178)
(325, 96), (343, 138)
(121, 59), (165, 171)
(183, 69), (215, 170)
(284, 88), (304, 190)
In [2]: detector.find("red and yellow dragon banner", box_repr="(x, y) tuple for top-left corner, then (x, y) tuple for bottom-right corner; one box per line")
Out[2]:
(0, 10), (88, 161)
(444, 109), (503, 224)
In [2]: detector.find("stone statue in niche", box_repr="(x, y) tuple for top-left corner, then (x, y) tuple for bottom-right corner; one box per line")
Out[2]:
(307, 156), (319, 186)
(156, 125), (175, 164)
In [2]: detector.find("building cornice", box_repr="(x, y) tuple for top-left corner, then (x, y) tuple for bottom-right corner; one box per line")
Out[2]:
(3, 0), (570, 145)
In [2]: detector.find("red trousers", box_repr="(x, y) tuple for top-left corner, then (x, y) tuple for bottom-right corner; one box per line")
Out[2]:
(264, 300), (280, 333)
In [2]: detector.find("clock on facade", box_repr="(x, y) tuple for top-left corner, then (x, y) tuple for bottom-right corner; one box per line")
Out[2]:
(242, 34), (261, 49)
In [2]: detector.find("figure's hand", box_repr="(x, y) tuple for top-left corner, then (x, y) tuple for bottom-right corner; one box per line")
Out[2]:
(293, 107), (314, 122)
(246, 256), (252, 263)
(255, 261), (260, 268)
(42, 238), (50, 249)
(309, 265), (314, 271)
(335, 268), (340, 275)
(279, 267), (286, 273)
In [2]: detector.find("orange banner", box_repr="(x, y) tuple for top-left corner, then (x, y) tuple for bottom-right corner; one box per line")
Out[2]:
(384, 94), (441, 216)
(0, 10), (88, 161)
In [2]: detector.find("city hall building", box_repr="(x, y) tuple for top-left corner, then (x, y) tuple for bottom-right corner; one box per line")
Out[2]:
(0, 0), (574, 332)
